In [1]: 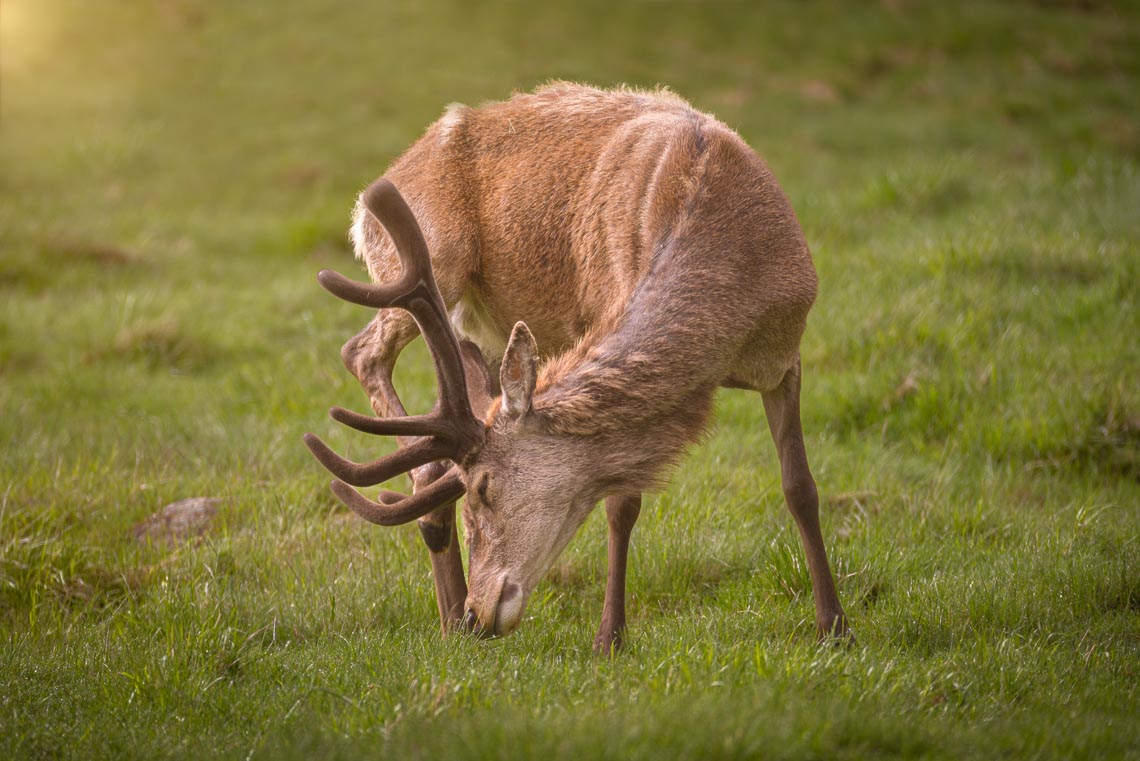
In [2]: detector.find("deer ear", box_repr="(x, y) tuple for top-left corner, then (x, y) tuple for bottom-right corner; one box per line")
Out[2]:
(500, 321), (538, 420)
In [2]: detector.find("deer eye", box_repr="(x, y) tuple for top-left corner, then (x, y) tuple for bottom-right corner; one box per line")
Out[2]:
(475, 473), (492, 508)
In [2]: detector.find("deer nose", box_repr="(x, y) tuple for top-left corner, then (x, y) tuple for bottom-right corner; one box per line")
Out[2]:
(494, 582), (524, 635)
(464, 608), (478, 632)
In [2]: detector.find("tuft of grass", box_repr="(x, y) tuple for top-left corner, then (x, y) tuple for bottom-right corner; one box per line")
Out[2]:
(110, 318), (220, 372)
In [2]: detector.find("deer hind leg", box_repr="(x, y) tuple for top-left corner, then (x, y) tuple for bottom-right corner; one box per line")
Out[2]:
(341, 310), (468, 631)
(594, 494), (642, 655)
(760, 358), (852, 642)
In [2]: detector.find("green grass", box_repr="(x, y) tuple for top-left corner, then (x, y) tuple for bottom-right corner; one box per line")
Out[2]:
(1, 0), (1138, 758)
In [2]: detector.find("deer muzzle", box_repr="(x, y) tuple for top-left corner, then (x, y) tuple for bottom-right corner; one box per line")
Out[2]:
(464, 576), (525, 637)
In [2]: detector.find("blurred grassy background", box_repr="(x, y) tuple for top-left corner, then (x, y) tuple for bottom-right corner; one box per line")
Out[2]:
(1, 1), (1138, 759)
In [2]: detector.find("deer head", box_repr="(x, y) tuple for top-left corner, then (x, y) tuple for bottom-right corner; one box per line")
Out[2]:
(304, 179), (603, 636)
(458, 321), (619, 635)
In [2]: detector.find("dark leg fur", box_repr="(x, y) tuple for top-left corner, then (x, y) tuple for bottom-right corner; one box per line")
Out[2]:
(594, 494), (642, 654)
(761, 359), (852, 642)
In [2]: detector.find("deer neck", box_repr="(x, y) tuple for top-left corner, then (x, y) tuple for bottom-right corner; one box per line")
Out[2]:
(527, 275), (723, 494)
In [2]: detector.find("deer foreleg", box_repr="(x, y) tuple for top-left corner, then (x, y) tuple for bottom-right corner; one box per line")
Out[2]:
(415, 486), (468, 631)
(761, 359), (852, 642)
(594, 494), (641, 654)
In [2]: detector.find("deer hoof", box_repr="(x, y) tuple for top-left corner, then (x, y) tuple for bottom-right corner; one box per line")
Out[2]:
(817, 612), (855, 647)
(593, 628), (625, 656)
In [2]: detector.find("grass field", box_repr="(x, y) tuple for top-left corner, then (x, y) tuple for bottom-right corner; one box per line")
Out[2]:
(2, 1), (1138, 758)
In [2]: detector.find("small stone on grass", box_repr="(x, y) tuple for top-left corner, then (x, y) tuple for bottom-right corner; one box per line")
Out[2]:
(132, 497), (219, 544)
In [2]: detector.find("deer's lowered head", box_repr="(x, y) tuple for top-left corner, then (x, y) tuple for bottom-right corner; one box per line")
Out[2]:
(462, 321), (627, 636)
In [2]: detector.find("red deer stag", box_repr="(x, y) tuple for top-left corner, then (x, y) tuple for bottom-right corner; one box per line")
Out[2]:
(304, 83), (851, 652)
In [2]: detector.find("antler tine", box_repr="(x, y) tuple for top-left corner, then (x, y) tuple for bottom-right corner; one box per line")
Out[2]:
(329, 468), (467, 526)
(314, 179), (430, 308)
(303, 433), (453, 488)
(329, 406), (452, 438)
(316, 269), (414, 310)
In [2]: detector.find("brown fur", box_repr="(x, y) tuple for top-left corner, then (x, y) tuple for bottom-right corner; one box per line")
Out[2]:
(342, 83), (848, 647)
(353, 83), (814, 471)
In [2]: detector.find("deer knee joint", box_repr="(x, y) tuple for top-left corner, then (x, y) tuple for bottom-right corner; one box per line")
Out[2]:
(783, 476), (819, 515)
(417, 518), (452, 553)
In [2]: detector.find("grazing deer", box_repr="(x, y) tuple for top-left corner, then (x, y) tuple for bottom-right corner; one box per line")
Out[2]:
(304, 83), (850, 652)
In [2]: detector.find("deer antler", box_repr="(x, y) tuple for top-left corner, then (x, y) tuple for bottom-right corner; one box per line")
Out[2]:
(303, 179), (483, 525)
